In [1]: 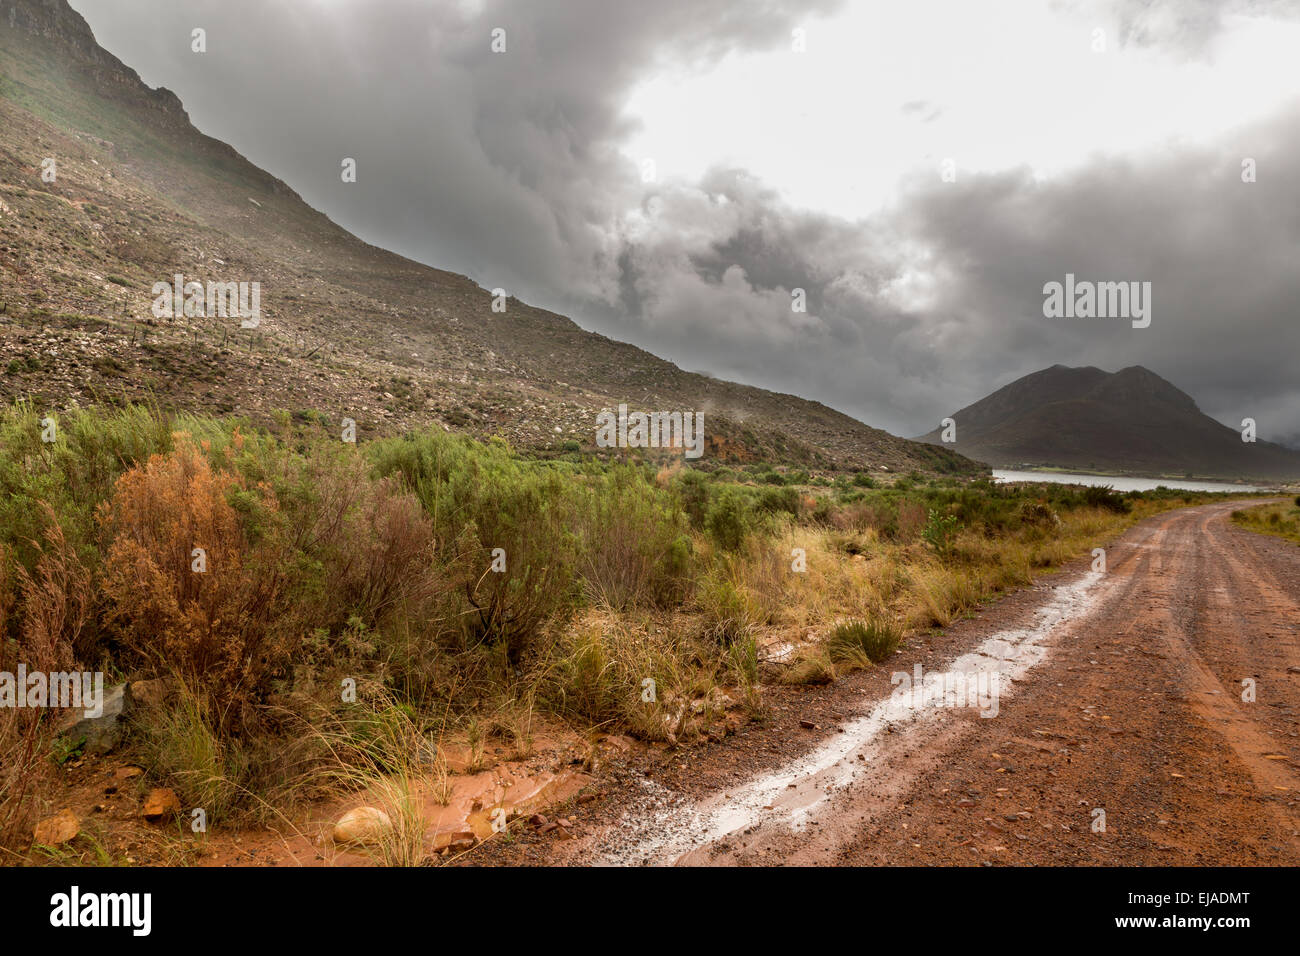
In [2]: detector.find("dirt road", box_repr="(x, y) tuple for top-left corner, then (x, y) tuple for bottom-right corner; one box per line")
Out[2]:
(562, 500), (1300, 866)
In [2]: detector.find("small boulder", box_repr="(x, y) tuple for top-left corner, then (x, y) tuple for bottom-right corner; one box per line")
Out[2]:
(128, 678), (176, 711)
(142, 788), (181, 822)
(333, 806), (392, 844)
(33, 808), (79, 845)
(428, 826), (474, 852)
(56, 682), (129, 756)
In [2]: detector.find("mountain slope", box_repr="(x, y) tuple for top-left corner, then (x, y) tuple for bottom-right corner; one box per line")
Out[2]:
(916, 364), (1300, 480)
(0, 0), (978, 476)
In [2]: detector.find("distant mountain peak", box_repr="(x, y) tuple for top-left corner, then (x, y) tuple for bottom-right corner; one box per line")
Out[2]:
(916, 364), (1299, 481)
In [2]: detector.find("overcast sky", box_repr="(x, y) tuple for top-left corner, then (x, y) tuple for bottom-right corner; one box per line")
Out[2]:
(69, 0), (1300, 443)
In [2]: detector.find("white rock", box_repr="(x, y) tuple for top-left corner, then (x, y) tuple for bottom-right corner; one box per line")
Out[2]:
(333, 806), (392, 844)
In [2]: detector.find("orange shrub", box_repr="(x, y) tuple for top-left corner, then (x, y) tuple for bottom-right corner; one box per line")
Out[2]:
(98, 438), (298, 728)
(0, 512), (91, 851)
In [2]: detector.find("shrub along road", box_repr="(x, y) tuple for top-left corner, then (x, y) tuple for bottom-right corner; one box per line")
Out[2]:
(543, 500), (1300, 866)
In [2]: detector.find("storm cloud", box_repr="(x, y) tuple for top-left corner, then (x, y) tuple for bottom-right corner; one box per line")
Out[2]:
(68, 0), (1300, 444)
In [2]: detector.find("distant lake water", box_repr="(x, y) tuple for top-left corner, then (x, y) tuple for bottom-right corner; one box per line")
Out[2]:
(992, 469), (1269, 494)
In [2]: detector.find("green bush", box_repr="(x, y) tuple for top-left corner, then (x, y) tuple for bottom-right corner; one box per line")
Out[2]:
(827, 618), (901, 664)
(579, 466), (692, 609)
(921, 509), (960, 555)
(705, 487), (752, 551)
(1015, 500), (1059, 529)
(757, 485), (801, 517)
(370, 429), (580, 662)
(1081, 485), (1131, 514)
(675, 468), (711, 530)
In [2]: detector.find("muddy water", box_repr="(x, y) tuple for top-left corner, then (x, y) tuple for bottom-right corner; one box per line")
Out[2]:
(592, 570), (1107, 866)
(424, 755), (591, 850)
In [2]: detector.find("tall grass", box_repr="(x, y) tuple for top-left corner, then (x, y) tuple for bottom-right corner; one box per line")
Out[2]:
(1232, 500), (1300, 545)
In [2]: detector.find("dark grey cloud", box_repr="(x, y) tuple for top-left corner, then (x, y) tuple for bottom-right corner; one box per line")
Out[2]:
(69, 0), (839, 303)
(67, 0), (1300, 444)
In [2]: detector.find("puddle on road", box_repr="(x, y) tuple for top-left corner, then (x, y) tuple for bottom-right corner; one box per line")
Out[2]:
(594, 571), (1106, 866)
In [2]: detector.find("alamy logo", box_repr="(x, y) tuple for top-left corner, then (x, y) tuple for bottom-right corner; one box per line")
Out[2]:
(595, 404), (704, 459)
(891, 663), (1001, 718)
(151, 274), (261, 327)
(1042, 273), (1151, 328)
(50, 886), (151, 936)
(0, 667), (103, 718)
